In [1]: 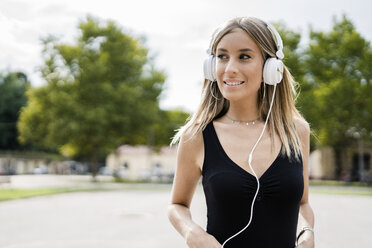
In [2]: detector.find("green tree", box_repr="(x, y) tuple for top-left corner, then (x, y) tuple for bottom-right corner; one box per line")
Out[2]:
(303, 15), (372, 178)
(0, 71), (29, 150)
(18, 16), (166, 177)
(151, 108), (190, 148)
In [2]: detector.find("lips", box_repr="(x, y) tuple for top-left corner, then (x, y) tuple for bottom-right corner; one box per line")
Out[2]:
(223, 81), (245, 86)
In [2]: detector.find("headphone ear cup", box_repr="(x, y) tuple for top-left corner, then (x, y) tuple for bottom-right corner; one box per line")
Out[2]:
(203, 55), (216, 82)
(263, 58), (284, 85)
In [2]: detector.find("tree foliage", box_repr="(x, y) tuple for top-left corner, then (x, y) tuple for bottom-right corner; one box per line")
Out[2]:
(18, 16), (166, 176)
(151, 109), (189, 148)
(303, 15), (372, 148)
(277, 16), (372, 178)
(299, 15), (372, 178)
(0, 72), (29, 150)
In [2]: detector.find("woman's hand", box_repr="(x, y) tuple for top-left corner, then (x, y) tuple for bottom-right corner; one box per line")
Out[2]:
(185, 225), (221, 248)
(296, 234), (314, 248)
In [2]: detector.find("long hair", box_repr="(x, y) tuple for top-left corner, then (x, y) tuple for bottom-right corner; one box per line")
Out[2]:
(171, 17), (305, 160)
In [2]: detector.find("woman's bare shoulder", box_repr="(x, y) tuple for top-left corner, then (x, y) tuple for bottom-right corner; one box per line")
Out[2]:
(180, 124), (204, 144)
(178, 124), (205, 169)
(293, 116), (310, 153)
(293, 116), (310, 137)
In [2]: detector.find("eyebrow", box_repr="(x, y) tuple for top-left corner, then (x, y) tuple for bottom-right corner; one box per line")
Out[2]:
(217, 48), (254, 52)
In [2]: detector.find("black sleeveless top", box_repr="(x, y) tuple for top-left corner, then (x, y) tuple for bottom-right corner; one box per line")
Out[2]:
(202, 121), (304, 248)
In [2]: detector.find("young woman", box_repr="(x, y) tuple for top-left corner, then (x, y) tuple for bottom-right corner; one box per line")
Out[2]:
(167, 17), (315, 248)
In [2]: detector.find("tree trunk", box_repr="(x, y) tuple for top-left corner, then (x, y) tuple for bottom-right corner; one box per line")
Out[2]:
(334, 147), (343, 180)
(90, 148), (99, 181)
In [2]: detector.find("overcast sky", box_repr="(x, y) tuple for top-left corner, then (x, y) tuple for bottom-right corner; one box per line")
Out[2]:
(0, 0), (371, 112)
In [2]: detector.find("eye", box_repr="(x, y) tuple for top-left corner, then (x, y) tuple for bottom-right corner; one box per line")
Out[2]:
(217, 54), (228, 60)
(240, 54), (251, 60)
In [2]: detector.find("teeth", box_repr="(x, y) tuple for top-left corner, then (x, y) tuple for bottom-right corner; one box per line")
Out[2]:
(225, 81), (243, 86)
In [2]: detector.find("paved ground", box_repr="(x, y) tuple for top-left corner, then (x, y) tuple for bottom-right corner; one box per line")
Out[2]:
(0, 176), (371, 248)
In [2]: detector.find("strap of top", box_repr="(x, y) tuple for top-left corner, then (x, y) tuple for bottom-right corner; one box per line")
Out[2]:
(202, 122), (221, 176)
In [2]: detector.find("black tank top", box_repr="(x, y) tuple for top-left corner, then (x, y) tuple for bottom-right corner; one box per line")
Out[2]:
(202, 121), (304, 248)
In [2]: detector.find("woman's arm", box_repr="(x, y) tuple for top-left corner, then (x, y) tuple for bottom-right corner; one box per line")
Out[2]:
(296, 119), (315, 248)
(167, 130), (221, 248)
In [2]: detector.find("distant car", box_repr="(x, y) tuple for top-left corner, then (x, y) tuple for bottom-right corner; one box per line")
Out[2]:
(67, 161), (88, 174)
(32, 165), (48, 174)
(99, 166), (113, 176)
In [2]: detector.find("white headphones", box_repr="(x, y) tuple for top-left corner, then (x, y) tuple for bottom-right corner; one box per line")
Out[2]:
(203, 21), (284, 86)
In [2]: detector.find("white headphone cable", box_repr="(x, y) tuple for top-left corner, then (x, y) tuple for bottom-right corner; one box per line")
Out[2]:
(221, 84), (277, 247)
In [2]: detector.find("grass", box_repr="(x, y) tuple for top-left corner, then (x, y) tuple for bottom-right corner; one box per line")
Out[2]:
(0, 150), (65, 161)
(309, 179), (372, 187)
(0, 183), (172, 202)
(309, 179), (372, 196)
(112, 177), (173, 184)
(309, 188), (372, 196)
(0, 187), (102, 202)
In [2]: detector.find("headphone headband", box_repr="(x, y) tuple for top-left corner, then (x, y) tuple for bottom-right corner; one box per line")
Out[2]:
(265, 22), (284, 60)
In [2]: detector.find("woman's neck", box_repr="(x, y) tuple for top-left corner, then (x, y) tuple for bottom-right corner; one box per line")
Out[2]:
(226, 99), (259, 121)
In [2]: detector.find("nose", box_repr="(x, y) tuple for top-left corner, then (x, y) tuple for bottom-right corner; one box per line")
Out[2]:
(224, 58), (238, 75)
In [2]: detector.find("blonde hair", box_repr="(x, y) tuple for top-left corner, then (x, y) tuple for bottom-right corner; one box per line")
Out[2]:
(172, 17), (305, 160)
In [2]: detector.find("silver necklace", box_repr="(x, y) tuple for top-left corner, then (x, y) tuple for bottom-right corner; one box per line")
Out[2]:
(226, 115), (260, 126)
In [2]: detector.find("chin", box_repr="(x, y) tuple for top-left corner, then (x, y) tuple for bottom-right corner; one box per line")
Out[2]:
(222, 90), (258, 103)
(221, 93), (247, 102)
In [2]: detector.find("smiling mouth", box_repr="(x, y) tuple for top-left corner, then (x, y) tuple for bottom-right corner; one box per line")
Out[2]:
(224, 81), (245, 86)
